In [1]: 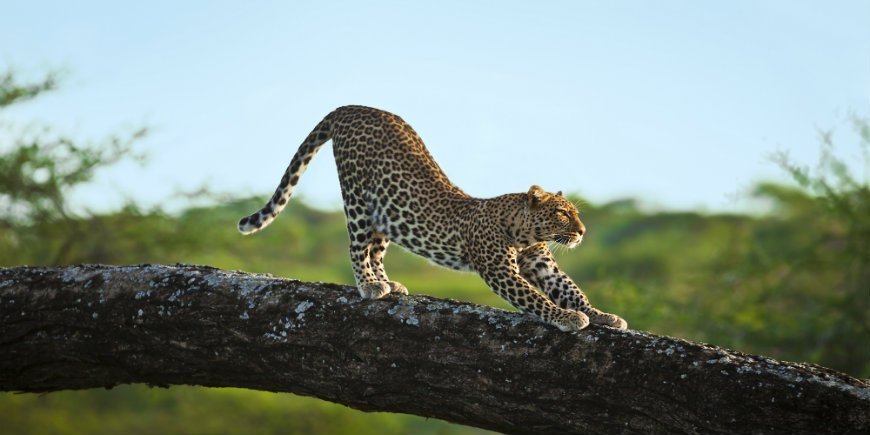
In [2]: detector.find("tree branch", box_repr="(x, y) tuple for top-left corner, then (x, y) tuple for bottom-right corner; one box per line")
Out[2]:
(1, 264), (867, 434)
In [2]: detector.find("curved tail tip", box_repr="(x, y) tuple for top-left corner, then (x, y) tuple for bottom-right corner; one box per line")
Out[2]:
(237, 215), (260, 235)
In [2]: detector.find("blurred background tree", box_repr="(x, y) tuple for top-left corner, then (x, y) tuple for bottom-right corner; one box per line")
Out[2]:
(0, 71), (154, 265)
(759, 121), (869, 376)
(0, 71), (866, 434)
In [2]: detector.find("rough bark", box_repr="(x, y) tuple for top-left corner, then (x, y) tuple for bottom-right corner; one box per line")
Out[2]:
(0, 264), (867, 434)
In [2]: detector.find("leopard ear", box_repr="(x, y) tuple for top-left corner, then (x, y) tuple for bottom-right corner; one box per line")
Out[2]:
(527, 185), (546, 208)
(556, 190), (563, 196)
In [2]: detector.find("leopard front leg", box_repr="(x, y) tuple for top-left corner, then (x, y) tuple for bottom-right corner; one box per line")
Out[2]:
(475, 248), (590, 331)
(518, 243), (628, 329)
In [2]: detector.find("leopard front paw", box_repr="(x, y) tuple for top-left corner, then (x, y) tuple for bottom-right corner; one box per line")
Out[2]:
(592, 312), (628, 330)
(609, 315), (628, 330)
(387, 281), (408, 295)
(552, 310), (590, 332)
(358, 281), (391, 299)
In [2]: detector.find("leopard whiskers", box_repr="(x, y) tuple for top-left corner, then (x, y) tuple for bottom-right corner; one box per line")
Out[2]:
(548, 233), (570, 254)
(545, 240), (556, 255)
(548, 231), (582, 253)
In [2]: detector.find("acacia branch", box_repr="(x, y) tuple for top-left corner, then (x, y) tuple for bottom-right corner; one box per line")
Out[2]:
(1, 264), (867, 434)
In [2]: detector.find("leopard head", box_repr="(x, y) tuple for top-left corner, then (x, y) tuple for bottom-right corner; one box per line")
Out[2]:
(524, 185), (586, 248)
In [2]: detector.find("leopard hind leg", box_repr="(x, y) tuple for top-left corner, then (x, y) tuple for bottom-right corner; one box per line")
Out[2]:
(344, 200), (405, 299)
(369, 231), (408, 295)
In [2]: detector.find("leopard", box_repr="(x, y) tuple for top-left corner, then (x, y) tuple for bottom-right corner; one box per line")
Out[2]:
(238, 105), (627, 331)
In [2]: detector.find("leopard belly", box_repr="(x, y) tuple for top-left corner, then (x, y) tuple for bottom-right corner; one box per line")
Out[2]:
(370, 197), (474, 272)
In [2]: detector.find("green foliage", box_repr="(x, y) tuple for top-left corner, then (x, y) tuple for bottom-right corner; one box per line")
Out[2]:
(0, 71), (866, 433)
(0, 71), (57, 108)
(759, 119), (870, 377)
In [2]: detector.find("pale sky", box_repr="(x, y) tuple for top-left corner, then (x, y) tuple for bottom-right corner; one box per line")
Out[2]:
(2, 1), (868, 212)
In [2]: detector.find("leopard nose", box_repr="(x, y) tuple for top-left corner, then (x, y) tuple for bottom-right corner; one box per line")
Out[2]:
(577, 222), (586, 237)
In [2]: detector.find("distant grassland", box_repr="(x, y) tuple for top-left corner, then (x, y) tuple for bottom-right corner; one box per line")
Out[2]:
(0, 385), (494, 435)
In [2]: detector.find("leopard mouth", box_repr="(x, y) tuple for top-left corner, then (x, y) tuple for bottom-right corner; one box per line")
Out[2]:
(554, 233), (582, 248)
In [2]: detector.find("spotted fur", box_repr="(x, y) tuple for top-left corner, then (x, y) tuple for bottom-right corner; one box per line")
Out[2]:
(238, 105), (626, 331)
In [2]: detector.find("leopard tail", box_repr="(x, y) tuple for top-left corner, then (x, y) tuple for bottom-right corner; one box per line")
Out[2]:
(238, 113), (334, 235)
